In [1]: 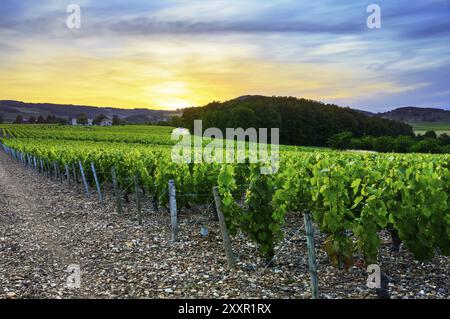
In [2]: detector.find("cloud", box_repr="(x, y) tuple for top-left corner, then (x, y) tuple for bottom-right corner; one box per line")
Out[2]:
(108, 18), (364, 35)
(401, 21), (450, 39)
(0, 0), (449, 111)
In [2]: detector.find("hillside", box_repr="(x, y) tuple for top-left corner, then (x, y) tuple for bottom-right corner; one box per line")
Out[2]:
(378, 107), (450, 135)
(3, 98), (449, 136)
(180, 95), (414, 147)
(0, 100), (180, 124)
(379, 107), (450, 124)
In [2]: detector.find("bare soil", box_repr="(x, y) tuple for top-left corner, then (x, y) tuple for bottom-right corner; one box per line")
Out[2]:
(0, 151), (448, 299)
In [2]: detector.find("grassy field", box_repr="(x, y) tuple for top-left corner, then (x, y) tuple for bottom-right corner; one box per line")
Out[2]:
(410, 122), (450, 136)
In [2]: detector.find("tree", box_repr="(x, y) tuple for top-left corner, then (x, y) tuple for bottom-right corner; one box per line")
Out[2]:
(441, 145), (450, 154)
(36, 115), (47, 124)
(227, 106), (258, 129)
(93, 114), (107, 125)
(438, 133), (450, 146)
(328, 132), (353, 150)
(180, 95), (414, 147)
(112, 115), (121, 126)
(372, 136), (395, 153)
(411, 138), (443, 154)
(392, 136), (415, 153)
(351, 136), (374, 150)
(0, 113), (4, 124)
(14, 115), (23, 124)
(423, 130), (437, 139)
(46, 115), (57, 123)
(356, 136), (374, 150)
(77, 113), (88, 125)
(59, 117), (70, 125)
(28, 116), (36, 124)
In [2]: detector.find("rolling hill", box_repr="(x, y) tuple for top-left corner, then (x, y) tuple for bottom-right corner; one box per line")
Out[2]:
(0, 100), (181, 124)
(378, 106), (450, 134)
(2, 99), (450, 136)
(179, 95), (414, 147)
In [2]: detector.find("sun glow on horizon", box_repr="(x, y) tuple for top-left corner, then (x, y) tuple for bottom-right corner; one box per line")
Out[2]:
(1, 1), (449, 111)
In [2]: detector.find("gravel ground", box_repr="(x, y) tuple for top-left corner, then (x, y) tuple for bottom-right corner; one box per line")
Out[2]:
(0, 151), (448, 299)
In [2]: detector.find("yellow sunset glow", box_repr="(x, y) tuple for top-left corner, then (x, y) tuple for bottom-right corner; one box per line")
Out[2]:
(0, 57), (408, 110)
(1, 1), (448, 112)
(0, 36), (418, 110)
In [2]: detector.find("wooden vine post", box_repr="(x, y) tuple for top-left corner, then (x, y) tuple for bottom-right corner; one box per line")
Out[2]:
(212, 186), (236, 269)
(304, 211), (319, 299)
(65, 164), (70, 185)
(58, 163), (63, 183)
(152, 194), (159, 212)
(168, 180), (178, 242)
(91, 162), (103, 205)
(78, 161), (90, 197)
(111, 167), (123, 215)
(72, 163), (78, 184)
(43, 160), (48, 177)
(134, 175), (142, 225)
(53, 161), (58, 179)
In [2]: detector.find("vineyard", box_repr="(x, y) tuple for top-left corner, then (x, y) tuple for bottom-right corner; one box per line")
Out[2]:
(0, 124), (449, 299)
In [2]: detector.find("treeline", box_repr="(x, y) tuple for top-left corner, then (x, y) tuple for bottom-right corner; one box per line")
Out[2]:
(177, 96), (413, 146)
(12, 114), (68, 124)
(329, 131), (450, 153)
(9, 114), (122, 125)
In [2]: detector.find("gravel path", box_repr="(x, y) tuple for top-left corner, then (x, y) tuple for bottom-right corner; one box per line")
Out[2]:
(0, 151), (448, 299)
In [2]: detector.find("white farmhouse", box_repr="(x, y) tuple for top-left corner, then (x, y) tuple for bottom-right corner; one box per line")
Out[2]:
(100, 117), (113, 126)
(71, 117), (93, 126)
(172, 127), (190, 135)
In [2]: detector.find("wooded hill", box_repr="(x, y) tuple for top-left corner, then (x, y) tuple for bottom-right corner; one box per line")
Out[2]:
(379, 106), (450, 124)
(179, 95), (414, 147)
(0, 100), (180, 124)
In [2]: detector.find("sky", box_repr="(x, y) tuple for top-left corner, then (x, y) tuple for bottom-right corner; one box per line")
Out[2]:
(0, 0), (449, 112)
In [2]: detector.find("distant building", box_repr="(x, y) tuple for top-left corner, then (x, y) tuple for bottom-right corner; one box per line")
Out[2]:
(71, 117), (94, 126)
(172, 127), (190, 136)
(99, 117), (113, 126)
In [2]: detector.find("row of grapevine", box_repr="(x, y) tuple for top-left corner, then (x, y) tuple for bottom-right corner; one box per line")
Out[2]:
(0, 124), (176, 145)
(1, 127), (449, 269)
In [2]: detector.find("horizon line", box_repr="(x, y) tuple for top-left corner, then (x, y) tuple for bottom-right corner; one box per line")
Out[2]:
(1, 97), (449, 113)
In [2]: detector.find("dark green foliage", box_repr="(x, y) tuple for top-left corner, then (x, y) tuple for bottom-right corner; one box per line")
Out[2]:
(372, 136), (395, 153)
(442, 145), (450, 153)
(45, 115), (67, 124)
(93, 114), (107, 125)
(180, 96), (413, 146)
(411, 138), (443, 153)
(351, 136), (374, 150)
(14, 115), (23, 124)
(112, 115), (121, 126)
(349, 134), (448, 154)
(392, 136), (415, 153)
(438, 133), (450, 146)
(423, 130), (437, 139)
(169, 116), (183, 127)
(76, 113), (88, 125)
(37, 115), (46, 123)
(328, 132), (353, 150)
